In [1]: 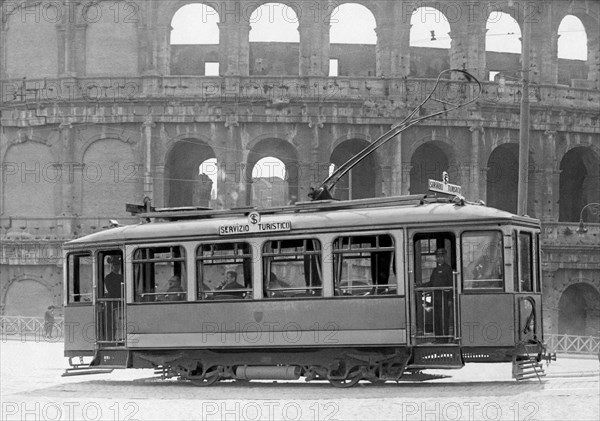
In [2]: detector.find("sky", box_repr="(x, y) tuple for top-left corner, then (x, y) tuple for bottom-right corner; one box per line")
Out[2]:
(172, 3), (589, 190)
(171, 3), (587, 60)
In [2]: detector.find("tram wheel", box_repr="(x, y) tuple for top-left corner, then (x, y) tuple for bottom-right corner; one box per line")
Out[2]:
(328, 367), (362, 388)
(188, 367), (221, 386)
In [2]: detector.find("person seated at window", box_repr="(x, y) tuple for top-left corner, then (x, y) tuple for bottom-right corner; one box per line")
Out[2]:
(161, 275), (185, 301)
(215, 270), (247, 298)
(217, 271), (243, 290)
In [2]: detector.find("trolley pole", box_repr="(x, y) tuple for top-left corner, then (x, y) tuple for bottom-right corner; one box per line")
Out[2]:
(517, 11), (531, 216)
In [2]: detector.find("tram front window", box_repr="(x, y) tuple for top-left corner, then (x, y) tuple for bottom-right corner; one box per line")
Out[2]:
(461, 231), (504, 291)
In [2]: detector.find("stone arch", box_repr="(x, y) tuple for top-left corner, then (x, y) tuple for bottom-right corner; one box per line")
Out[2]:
(485, 142), (537, 215)
(558, 282), (600, 336)
(408, 140), (453, 195)
(169, 2), (221, 75)
(329, 138), (377, 200)
(325, 1), (380, 25)
(78, 132), (136, 163)
(553, 6), (599, 63)
(1, 274), (55, 317)
(246, 138), (299, 206)
(558, 146), (600, 222)
(80, 138), (139, 218)
(329, 2), (378, 44)
(164, 138), (217, 207)
(1, 141), (58, 217)
(248, 2), (302, 75)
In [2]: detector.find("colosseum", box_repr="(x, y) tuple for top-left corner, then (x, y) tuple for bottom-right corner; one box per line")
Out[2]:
(0, 0), (598, 340)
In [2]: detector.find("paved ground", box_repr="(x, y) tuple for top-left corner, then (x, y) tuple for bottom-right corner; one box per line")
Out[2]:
(1, 340), (598, 420)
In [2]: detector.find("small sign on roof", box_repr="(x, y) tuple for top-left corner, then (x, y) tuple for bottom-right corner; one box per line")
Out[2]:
(428, 171), (462, 196)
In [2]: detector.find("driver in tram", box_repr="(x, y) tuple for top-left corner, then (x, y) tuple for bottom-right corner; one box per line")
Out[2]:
(104, 255), (123, 299)
(429, 248), (453, 337)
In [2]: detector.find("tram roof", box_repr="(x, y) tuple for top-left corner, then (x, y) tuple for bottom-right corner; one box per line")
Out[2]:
(65, 197), (539, 247)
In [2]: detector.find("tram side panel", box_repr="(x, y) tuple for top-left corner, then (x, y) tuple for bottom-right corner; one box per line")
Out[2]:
(460, 294), (516, 360)
(125, 297), (407, 350)
(64, 305), (95, 356)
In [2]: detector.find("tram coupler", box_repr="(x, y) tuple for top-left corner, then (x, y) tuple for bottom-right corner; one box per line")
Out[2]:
(541, 351), (557, 364)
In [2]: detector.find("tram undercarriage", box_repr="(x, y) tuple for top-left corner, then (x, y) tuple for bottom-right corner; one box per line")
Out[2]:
(79, 341), (547, 387)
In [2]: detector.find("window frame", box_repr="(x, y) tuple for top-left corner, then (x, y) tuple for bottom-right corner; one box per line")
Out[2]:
(131, 245), (187, 303)
(66, 251), (93, 305)
(460, 230), (505, 292)
(195, 241), (254, 300)
(262, 238), (323, 298)
(332, 233), (397, 297)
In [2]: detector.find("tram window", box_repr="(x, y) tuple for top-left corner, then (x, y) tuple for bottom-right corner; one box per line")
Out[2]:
(196, 242), (253, 300)
(518, 232), (533, 292)
(461, 231), (504, 290)
(263, 239), (322, 298)
(67, 253), (93, 304)
(413, 233), (455, 286)
(132, 246), (186, 302)
(333, 234), (396, 296)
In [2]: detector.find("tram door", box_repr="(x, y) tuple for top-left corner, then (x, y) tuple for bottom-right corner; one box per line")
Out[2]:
(96, 250), (125, 347)
(410, 232), (458, 344)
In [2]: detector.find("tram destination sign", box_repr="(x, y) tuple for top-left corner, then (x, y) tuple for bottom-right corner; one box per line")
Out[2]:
(428, 172), (462, 196)
(219, 211), (292, 236)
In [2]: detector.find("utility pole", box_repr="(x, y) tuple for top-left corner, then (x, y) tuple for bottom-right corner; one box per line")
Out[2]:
(517, 6), (531, 216)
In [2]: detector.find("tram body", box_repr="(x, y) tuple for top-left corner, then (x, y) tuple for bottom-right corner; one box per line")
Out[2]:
(63, 196), (547, 385)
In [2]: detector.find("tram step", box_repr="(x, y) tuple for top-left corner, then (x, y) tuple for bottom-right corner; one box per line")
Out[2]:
(62, 368), (114, 377)
(513, 358), (545, 381)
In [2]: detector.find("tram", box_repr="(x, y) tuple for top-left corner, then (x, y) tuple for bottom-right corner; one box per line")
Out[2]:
(61, 70), (551, 386)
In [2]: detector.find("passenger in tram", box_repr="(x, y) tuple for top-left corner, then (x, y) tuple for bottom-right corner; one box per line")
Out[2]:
(429, 248), (453, 337)
(217, 270), (243, 290)
(162, 275), (185, 301)
(104, 255), (123, 299)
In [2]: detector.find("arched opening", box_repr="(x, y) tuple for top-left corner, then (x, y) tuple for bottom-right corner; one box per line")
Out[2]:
(485, 11), (521, 81)
(486, 144), (519, 213)
(559, 147), (600, 222)
(246, 139), (299, 206)
(409, 143), (450, 195)
(197, 158), (218, 208)
(251, 157), (287, 207)
(4, 280), (53, 317)
(558, 15), (587, 60)
(558, 283), (600, 336)
(486, 143), (537, 215)
(81, 139), (137, 219)
(329, 139), (376, 200)
(329, 3), (377, 77)
(557, 15), (589, 85)
(249, 3), (299, 75)
(170, 4), (220, 75)
(2, 143), (56, 218)
(165, 140), (216, 207)
(409, 7), (451, 77)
